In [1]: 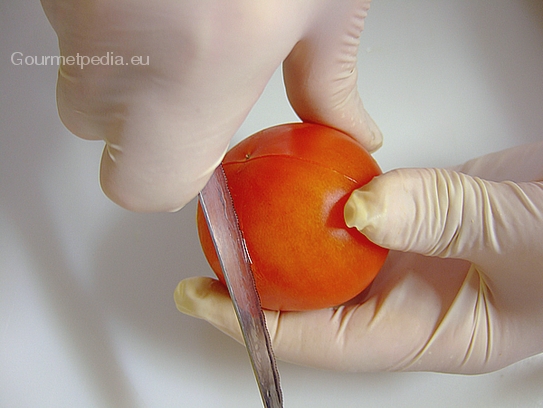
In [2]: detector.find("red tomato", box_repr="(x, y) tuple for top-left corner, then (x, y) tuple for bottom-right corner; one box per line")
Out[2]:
(197, 123), (388, 311)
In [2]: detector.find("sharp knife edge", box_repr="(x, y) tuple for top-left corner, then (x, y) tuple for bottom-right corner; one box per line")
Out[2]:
(198, 165), (283, 408)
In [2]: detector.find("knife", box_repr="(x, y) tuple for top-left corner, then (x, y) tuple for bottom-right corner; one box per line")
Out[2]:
(198, 165), (283, 408)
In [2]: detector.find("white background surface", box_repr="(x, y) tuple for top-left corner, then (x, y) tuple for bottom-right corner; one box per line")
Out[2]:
(1, 1), (543, 407)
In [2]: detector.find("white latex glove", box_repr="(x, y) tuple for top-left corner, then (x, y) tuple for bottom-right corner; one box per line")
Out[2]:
(175, 141), (543, 374)
(41, 0), (381, 212)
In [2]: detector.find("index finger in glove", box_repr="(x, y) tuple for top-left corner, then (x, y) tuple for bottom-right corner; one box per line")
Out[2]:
(284, 0), (382, 152)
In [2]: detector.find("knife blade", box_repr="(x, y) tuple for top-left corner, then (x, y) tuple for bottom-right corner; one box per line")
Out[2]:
(198, 165), (283, 408)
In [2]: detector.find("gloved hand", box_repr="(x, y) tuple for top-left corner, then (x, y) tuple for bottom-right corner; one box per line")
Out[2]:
(41, 0), (381, 212)
(175, 141), (543, 374)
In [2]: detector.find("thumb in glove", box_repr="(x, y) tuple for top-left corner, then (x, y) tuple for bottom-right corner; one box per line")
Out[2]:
(343, 141), (543, 372)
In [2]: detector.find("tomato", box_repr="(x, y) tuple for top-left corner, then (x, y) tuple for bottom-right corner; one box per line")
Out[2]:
(197, 123), (388, 311)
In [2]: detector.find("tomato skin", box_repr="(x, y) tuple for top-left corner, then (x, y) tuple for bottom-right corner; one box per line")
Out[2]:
(197, 123), (388, 311)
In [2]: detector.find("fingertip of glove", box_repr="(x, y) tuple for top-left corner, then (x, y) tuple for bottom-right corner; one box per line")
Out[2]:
(360, 111), (383, 153)
(329, 104), (383, 153)
(174, 277), (227, 317)
(344, 180), (396, 249)
(175, 277), (245, 342)
(174, 278), (199, 316)
(344, 189), (372, 231)
(322, 107), (384, 154)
